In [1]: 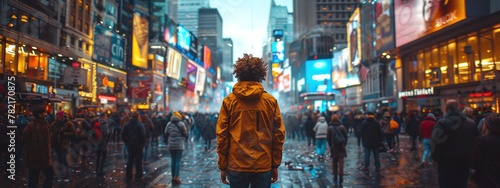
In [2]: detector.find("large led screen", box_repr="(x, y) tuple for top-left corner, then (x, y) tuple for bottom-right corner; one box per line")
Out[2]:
(195, 66), (206, 95)
(166, 48), (182, 80)
(177, 24), (191, 52)
(347, 8), (361, 68)
(395, 0), (466, 47)
(186, 61), (198, 91)
(203, 46), (212, 69)
(305, 59), (333, 93)
(190, 33), (198, 57)
(132, 13), (149, 69)
(331, 48), (361, 89)
(271, 41), (285, 63)
(375, 0), (395, 55)
(163, 15), (178, 46)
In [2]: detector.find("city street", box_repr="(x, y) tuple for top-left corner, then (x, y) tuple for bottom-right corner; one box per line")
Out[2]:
(2, 134), (442, 188)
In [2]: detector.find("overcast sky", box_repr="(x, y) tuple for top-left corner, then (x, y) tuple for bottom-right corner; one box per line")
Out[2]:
(210, 0), (293, 62)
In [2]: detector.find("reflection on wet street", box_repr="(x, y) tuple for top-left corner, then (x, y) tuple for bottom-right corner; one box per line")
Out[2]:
(2, 134), (441, 187)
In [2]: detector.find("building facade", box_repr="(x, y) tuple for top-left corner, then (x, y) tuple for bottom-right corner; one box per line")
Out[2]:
(177, 0), (209, 36)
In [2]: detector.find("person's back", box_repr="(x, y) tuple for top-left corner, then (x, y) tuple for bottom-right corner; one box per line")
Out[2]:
(216, 54), (285, 187)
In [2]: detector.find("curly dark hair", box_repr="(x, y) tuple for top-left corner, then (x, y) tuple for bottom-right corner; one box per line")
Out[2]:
(233, 54), (267, 82)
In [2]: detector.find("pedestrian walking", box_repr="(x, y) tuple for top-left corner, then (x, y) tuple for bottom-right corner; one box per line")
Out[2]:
(313, 116), (328, 160)
(361, 112), (383, 172)
(353, 111), (365, 147)
(405, 112), (420, 151)
(50, 111), (75, 179)
(165, 111), (188, 185)
(304, 113), (316, 147)
(431, 99), (479, 188)
(471, 113), (500, 187)
(327, 114), (348, 185)
(22, 106), (54, 188)
(201, 114), (216, 151)
(419, 113), (435, 167)
(216, 54), (286, 187)
(380, 111), (397, 152)
(121, 112), (146, 182)
(139, 111), (154, 162)
(90, 120), (107, 176)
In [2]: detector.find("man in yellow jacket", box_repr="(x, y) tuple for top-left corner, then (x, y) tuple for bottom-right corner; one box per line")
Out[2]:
(216, 54), (286, 187)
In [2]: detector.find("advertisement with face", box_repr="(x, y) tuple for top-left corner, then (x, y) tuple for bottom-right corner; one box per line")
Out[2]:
(347, 8), (361, 68)
(132, 13), (149, 69)
(375, 0), (395, 55)
(163, 15), (178, 46)
(395, 0), (466, 47)
(166, 48), (182, 80)
(177, 25), (191, 52)
(272, 41), (285, 63)
(331, 48), (361, 89)
(305, 59), (332, 92)
(186, 61), (198, 91)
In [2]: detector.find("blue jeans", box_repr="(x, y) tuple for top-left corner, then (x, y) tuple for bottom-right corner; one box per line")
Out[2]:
(28, 166), (54, 188)
(228, 170), (271, 188)
(421, 138), (432, 162)
(170, 150), (183, 177)
(315, 138), (327, 156)
(364, 147), (381, 168)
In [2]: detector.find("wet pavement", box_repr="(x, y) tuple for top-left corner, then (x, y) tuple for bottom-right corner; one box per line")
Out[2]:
(1, 134), (443, 188)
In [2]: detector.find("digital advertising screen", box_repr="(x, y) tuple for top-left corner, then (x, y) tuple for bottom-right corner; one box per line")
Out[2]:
(163, 15), (178, 46)
(375, 0), (395, 55)
(93, 25), (111, 63)
(282, 66), (291, 92)
(195, 66), (206, 95)
(177, 24), (191, 52)
(305, 59), (333, 93)
(271, 41), (285, 63)
(166, 48), (182, 80)
(203, 46), (212, 69)
(331, 48), (361, 89)
(190, 33), (198, 57)
(154, 54), (164, 74)
(186, 61), (198, 91)
(347, 8), (361, 68)
(395, 0), (466, 47)
(132, 13), (149, 69)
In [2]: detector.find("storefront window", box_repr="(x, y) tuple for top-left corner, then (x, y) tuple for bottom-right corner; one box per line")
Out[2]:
(468, 35), (480, 82)
(0, 42), (3, 74)
(439, 43), (449, 85)
(480, 31), (495, 80)
(448, 40), (458, 84)
(17, 45), (28, 76)
(494, 27), (500, 72)
(423, 49), (431, 87)
(457, 37), (469, 83)
(5, 43), (16, 75)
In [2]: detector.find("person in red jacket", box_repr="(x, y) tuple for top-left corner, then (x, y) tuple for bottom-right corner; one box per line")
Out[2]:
(419, 113), (435, 167)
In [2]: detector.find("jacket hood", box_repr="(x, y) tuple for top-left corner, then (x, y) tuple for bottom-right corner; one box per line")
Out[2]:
(170, 115), (181, 122)
(440, 112), (466, 131)
(318, 116), (326, 122)
(423, 116), (435, 121)
(232, 81), (264, 99)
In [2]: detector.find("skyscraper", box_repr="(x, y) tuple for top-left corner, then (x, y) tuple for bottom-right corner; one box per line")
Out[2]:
(293, 0), (359, 47)
(177, 0), (210, 35)
(198, 8), (224, 71)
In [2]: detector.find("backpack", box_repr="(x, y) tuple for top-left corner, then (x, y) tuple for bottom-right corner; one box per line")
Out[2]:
(389, 119), (399, 130)
(331, 126), (345, 145)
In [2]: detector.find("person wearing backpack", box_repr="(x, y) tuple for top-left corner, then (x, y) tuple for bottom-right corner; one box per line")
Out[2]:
(165, 111), (188, 185)
(327, 114), (348, 185)
(313, 116), (329, 160)
(90, 120), (107, 176)
(380, 111), (397, 152)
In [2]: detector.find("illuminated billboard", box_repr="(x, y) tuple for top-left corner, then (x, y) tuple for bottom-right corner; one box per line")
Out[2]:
(203, 46), (212, 69)
(132, 13), (149, 69)
(331, 48), (361, 89)
(163, 15), (178, 46)
(186, 61), (198, 91)
(347, 8), (361, 68)
(190, 33), (198, 57)
(271, 41), (285, 62)
(166, 48), (182, 80)
(375, 0), (395, 55)
(177, 24), (191, 52)
(395, 0), (466, 47)
(282, 66), (291, 92)
(195, 65), (206, 95)
(305, 59), (333, 92)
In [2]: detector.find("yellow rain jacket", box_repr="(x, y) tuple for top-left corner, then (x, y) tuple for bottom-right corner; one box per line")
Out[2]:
(216, 81), (286, 172)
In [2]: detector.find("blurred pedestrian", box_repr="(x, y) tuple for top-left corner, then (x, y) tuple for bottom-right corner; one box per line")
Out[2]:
(165, 111), (188, 185)
(431, 100), (479, 188)
(90, 120), (107, 176)
(361, 112), (383, 172)
(121, 112), (146, 182)
(304, 113), (316, 147)
(201, 114), (216, 151)
(313, 116), (328, 160)
(50, 111), (75, 179)
(216, 54), (286, 187)
(419, 113), (435, 167)
(353, 111), (365, 147)
(471, 113), (500, 187)
(327, 114), (348, 185)
(23, 106), (54, 188)
(380, 111), (396, 152)
(405, 112), (420, 151)
(139, 111), (154, 162)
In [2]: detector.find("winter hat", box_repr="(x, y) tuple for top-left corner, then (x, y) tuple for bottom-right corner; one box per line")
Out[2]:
(56, 111), (65, 117)
(173, 111), (182, 119)
(427, 113), (435, 119)
(485, 113), (500, 134)
(318, 116), (325, 122)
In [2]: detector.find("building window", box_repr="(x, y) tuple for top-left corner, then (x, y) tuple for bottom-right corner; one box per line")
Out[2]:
(70, 36), (76, 46)
(78, 40), (83, 49)
(0, 43), (3, 74)
(439, 42), (450, 85)
(494, 27), (500, 74)
(84, 23), (90, 34)
(70, 15), (75, 27)
(77, 19), (82, 30)
(86, 43), (91, 52)
(479, 31), (495, 80)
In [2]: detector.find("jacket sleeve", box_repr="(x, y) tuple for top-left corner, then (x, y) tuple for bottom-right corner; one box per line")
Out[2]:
(216, 99), (230, 170)
(271, 103), (286, 168)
